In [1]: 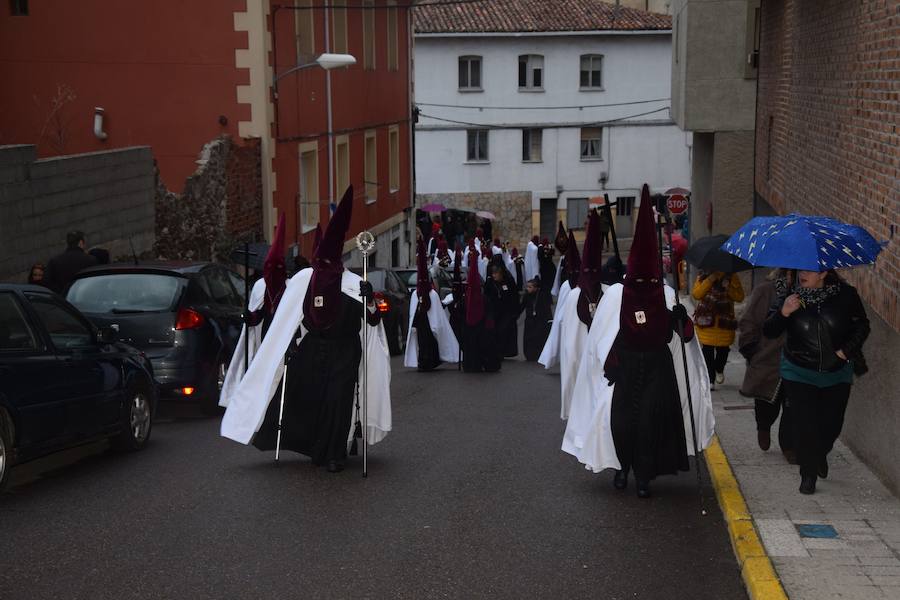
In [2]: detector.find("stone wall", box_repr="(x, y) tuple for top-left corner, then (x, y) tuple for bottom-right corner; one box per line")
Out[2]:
(416, 191), (532, 252)
(0, 144), (155, 282)
(155, 135), (262, 262)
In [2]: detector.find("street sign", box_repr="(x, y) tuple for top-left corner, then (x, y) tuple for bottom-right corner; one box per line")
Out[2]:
(667, 194), (689, 215)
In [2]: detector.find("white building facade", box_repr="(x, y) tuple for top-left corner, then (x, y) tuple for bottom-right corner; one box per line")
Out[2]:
(414, 24), (692, 245)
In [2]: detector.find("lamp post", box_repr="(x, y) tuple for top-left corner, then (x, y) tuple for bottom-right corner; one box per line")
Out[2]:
(272, 53), (356, 100)
(271, 52), (356, 252)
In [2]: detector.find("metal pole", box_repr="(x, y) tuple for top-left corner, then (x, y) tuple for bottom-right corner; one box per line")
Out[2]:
(275, 359), (288, 464)
(660, 211), (707, 516)
(356, 231), (375, 477)
(244, 241), (251, 373)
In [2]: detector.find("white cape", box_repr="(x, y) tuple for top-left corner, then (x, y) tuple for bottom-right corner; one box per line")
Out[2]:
(552, 286), (604, 420)
(501, 250), (518, 285)
(220, 268), (392, 448)
(220, 278), (267, 408)
(524, 241), (539, 282)
(562, 284), (715, 473)
(404, 289), (460, 367)
(538, 280), (572, 370)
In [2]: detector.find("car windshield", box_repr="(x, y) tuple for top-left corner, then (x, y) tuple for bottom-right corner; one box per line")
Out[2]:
(67, 273), (185, 313)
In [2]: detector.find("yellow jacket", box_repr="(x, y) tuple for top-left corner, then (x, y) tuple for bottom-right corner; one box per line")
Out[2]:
(692, 273), (745, 347)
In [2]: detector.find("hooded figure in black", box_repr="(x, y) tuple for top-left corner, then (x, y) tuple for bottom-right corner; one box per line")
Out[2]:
(411, 238), (442, 371)
(462, 251), (502, 372)
(252, 187), (380, 473)
(485, 255), (520, 359)
(521, 276), (552, 361)
(606, 184), (694, 497)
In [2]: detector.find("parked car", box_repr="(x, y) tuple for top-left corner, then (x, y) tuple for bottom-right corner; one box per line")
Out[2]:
(0, 284), (157, 490)
(350, 267), (409, 356)
(67, 262), (245, 413)
(398, 266), (455, 301)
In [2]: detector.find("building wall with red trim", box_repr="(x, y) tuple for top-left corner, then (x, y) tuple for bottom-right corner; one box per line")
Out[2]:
(269, 0), (412, 259)
(0, 0), (251, 189)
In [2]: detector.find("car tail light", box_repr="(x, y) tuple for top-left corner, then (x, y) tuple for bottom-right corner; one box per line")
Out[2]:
(374, 292), (390, 313)
(181, 387), (195, 396)
(175, 307), (205, 330)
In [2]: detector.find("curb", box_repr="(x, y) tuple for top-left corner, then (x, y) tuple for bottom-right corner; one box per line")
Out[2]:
(705, 435), (789, 600)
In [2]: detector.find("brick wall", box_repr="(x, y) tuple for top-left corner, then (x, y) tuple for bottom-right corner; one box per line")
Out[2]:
(756, 0), (900, 495)
(755, 0), (899, 332)
(0, 145), (155, 282)
(155, 135), (263, 262)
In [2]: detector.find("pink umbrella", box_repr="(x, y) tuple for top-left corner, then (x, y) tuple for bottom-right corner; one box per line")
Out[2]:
(476, 210), (496, 220)
(421, 203), (446, 213)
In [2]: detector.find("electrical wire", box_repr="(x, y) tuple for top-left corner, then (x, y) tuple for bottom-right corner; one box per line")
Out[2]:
(417, 106), (672, 130)
(416, 97), (671, 110)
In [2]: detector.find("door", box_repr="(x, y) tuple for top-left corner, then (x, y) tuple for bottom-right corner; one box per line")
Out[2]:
(539, 198), (557, 241)
(616, 196), (636, 237)
(0, 291), (69, 454)
(201, 267), (245, 357)
(25, 292), (110, 439)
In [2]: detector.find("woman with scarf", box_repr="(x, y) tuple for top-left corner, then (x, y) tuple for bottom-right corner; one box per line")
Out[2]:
(764, 270), (869, 495)
(692, 270), (745, 387)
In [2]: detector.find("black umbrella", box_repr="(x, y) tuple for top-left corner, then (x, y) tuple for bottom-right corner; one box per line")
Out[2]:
(685, 235), (754, 273)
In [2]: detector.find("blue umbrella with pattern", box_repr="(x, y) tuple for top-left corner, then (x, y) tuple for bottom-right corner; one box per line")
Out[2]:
(722, 214), (885, 271)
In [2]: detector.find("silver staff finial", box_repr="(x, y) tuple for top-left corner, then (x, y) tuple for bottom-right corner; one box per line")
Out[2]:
(356, 231), (375, 256)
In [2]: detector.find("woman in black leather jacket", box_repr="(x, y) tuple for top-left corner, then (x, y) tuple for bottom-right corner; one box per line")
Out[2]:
(764, 270), (869, 495)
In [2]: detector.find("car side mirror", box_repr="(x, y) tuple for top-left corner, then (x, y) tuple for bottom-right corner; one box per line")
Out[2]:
(97, 326), (118, 344)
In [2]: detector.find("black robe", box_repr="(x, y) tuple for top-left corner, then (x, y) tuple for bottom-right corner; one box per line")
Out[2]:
(253, 294), (365, 465)
(484, 277), (520, 359)
(413, 299), (442, 371)
(520, 290), (552, 362)
(609, 342), (690, 482)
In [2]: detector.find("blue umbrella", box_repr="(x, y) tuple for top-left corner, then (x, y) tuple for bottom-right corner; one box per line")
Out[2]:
(722, 214), (884, 271)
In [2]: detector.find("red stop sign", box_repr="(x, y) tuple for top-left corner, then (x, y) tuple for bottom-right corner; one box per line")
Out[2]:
(667, 194), (689, 215)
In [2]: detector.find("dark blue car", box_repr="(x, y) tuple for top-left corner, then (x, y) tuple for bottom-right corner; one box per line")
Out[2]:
(67, 262), (245, 413)
(0, 284), (157, 490)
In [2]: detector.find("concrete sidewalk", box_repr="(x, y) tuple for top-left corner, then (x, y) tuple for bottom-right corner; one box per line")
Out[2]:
(713, 356), (900, 600)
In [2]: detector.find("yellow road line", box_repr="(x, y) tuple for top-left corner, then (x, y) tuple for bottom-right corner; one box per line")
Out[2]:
(705, 435), (789, 600)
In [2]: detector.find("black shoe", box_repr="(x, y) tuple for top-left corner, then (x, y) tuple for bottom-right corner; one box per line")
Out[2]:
(818, 457), (829, 479)
(636, 480), (651, 499)
(799, 475), (817, 495)
(613, 469), (629, 490)
(326, 460), (344, 473)
(783, 450), (798, 465)
(758, 430), (771, 451)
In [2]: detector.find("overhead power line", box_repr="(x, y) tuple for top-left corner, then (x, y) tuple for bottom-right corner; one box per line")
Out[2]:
(416, 97), (671, 111)
(417, 106), (672, 129)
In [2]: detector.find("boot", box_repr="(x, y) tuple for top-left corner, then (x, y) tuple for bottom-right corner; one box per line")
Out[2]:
(783, 449), (798, 465)
(799, 475), (816, 495)
(326, 460), (344, 473)
(818, 457), (829, 479)
(636, 480), (651, 499)
(758, 430), (771, 451)
(613, 468), (629, 490)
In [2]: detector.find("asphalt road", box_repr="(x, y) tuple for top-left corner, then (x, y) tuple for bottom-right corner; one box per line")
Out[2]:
(0, 353), (746, 600)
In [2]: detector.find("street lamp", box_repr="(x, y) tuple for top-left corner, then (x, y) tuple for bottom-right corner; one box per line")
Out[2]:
(272, 53), (357, 98)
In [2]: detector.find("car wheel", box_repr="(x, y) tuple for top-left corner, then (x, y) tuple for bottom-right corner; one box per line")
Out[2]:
(0, 412), (12, 491)
(201, 360), (227, 416)
(113, 383), (153, 451)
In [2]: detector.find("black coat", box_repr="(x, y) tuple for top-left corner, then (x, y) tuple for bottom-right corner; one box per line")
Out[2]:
(763, 283), (869, 373)
(44, 248), (98, 294)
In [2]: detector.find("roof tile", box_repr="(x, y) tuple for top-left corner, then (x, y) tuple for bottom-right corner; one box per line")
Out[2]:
(413, 0), (672, 34)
